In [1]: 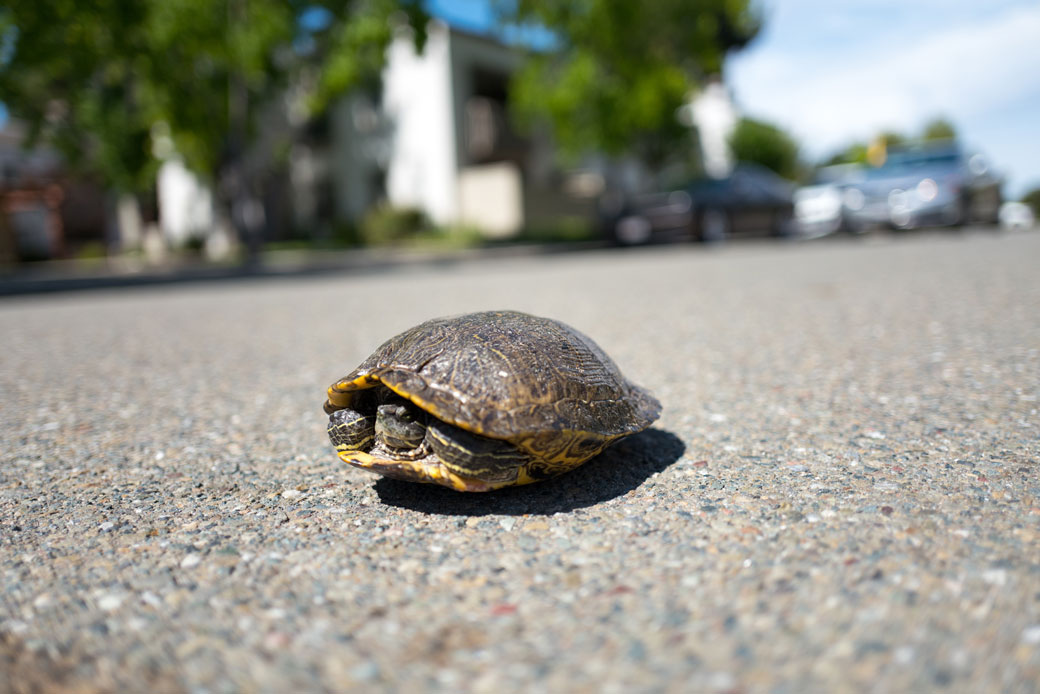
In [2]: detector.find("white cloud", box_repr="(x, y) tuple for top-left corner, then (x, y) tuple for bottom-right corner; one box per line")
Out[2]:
(728, 4), (1040, 157)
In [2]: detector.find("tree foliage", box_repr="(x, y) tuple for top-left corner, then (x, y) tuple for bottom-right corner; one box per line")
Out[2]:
(501, 0), (760, 166)
(922, 117), (956, 142)
(823, 118), (960, 168)
(0, 0), (426, 193)
(728, 117), (800, 180)
(0, 1), (157, 191)
(1022, 187), (1040, 217)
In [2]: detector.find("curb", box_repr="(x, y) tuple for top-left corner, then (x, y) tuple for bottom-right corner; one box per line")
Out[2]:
(0, 241), (605, 297)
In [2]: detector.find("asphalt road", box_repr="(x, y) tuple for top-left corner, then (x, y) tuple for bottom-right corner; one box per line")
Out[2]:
(2, 228), (1038, 693)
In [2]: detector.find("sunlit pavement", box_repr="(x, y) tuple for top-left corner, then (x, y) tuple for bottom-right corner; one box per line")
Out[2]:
(1, 228), (1038, 691)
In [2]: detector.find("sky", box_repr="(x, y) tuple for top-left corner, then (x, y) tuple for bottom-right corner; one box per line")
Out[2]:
(726, 0), (1040, 198)
(429, 0), (1040, 198)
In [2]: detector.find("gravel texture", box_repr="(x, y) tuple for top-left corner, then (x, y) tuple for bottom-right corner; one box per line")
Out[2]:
(2, 229), (1038, 693)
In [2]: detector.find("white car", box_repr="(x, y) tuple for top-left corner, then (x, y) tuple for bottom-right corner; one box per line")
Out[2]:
(794, 184), (845, 238)
(999, 201), (1035, 230)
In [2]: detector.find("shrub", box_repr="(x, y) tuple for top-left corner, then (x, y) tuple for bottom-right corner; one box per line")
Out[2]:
(360, 204), (429, 245)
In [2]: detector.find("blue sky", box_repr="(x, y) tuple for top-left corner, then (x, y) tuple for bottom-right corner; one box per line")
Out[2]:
(427, 0), (495, 33)
(726, 0), (1040, 197)
(429, 0), (1040, 198)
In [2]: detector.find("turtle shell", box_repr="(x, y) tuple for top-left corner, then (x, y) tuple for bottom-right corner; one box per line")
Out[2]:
(325, 310), (661, 483)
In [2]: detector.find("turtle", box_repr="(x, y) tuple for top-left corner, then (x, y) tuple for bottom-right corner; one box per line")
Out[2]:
(323, 311), (661, 492)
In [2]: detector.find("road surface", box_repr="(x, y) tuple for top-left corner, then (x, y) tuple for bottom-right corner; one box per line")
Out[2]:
(2, 229), (1038, 692)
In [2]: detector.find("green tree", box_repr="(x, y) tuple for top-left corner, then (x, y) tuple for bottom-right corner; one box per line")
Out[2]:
(876, 131), (907, 149)
(822, 131), (906, 169)
(822, 143), (869, 167)
(821, 118), (957, 172)
(0, 0), (426, 256)
(0, 2), (158, 193)
(1022, 187), (1040, 218)
(728, 117), (800, 180)
(501, 1), (760, 167)
(922, 117), (956, 141)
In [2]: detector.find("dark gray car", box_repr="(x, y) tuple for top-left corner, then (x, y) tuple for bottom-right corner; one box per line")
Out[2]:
(602, 163), (795, 244)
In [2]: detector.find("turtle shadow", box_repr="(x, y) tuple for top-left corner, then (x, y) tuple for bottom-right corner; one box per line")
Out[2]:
(374, 427), (685, 516)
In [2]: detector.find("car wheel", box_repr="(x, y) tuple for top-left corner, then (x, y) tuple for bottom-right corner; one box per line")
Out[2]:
(842, 214), (862, 235)
(613, 215), (653, 245)
(699, 208), (729, 243)
(771, 210), (794, 238)
(949, 195), (970, 227)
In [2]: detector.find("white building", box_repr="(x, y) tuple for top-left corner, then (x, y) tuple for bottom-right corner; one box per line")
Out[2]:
(325, 21), (593, 238)
(679, 76), (739, 179)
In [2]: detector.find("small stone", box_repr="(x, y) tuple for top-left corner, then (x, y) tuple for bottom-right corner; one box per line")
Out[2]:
(490, 603), (517, 616)
(1021, 625), (1040, 645)
(98, 593), (124, 611)
(351, 661), (380, 682)
(141, 592), (162, 608)
(281, 489), (304, 500)
(263, 631), (291, 650)
(982, 568), (1007, 586)
(707, 672), (736, 690)
(1, 619), (29, 635)
(99, 521), (115, 532)
(499, 517), (517, 532)
(893, 646), (915, 664)
(180, 553), (202, 569)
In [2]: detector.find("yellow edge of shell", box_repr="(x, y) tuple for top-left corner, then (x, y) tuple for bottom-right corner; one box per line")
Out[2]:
(327, 372), (496, 438)
(336, 449), (505, 492)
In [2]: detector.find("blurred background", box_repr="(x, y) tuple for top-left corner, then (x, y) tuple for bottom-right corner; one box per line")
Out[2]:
(0, 0), (1037, 269)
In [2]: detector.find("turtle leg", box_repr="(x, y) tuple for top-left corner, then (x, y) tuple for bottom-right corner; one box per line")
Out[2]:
(426, 419), (531, 483)
(328, 409), (376, 452)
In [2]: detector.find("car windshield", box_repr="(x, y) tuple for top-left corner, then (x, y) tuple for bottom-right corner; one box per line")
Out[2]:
(871, 151), (960, 178)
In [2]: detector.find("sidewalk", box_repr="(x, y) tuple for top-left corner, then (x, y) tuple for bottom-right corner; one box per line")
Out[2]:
(0, 240), (603, 296)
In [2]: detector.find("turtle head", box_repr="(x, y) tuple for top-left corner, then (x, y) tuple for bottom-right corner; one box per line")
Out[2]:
(375, 402), (427, 450)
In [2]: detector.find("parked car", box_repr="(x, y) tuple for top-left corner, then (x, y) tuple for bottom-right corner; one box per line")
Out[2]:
(999, 201), (1035, 230)
(793, 183), (844, 238)
(843, 141), (1002, 231)
(793, 164), (863, 238)
(601, 163), (795, 244)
